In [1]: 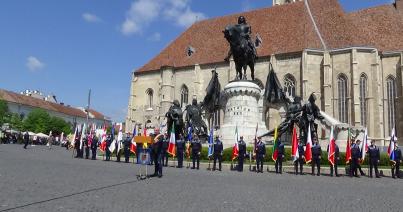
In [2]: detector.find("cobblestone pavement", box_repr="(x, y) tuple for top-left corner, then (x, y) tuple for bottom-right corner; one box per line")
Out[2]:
(1, 144), (402, 212)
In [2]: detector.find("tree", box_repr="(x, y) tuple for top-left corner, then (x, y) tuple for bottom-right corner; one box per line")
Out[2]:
(23, 109), (51, 133)
(9, 113), (24, 131)
(48, 116), (72, 135)
(0, 99), (9, 125)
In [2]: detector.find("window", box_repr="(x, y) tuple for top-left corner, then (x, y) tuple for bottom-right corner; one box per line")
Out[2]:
(146, 88), (153, 108)
(186, 46), (195, 57)
(337, 74), (348, 123)
(255, 34), (262, 48)
(359, 74), (367, 127)
(283, 74), (296, 97)
(180, 85), (189, 107)
(386, 76), (396, 133)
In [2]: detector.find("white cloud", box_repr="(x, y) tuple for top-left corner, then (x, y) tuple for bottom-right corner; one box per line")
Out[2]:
(148, 32), (161, 42)
(120, 0), (206, 36)
(82, 13), (101, 23)
(26, 56), (45, 72)
(121, 0), (161, 35)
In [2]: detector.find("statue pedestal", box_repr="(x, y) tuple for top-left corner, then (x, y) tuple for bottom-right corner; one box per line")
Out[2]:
(220, 81), (266, 147)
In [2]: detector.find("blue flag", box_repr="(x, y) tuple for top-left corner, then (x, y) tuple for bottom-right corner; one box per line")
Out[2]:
(208, 128), (214, 157)
(132, 126), (136, 139)
(111, 124), (115, 140)
(187, 125), (193, 142)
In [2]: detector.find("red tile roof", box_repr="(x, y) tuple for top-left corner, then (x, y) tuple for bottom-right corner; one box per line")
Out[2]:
(136, 0), (403, 74)
(0, 89), (108, 120)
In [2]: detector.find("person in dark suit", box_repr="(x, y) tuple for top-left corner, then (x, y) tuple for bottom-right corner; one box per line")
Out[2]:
(105, 135), (112, 161)
(123, 134), (131, 163)
(74, 134), (81, 158)
(162, 133), (169, 166)
(23, 132), (29, 149)
(213, 135), (223, 171)
(152, 135), (164, 178)
(255, 137), (266, 173)
(367, 140), (380, 178)
(355, 140), (365, 176)
(351, 140), (361, 177)
(84, 135), (90, 159)
(311, 139), (321, 176)
(328, 142), (340, 177)
(176, 134), (185, 168)
(238, 136), (247, 172)
(191, 134), (202, 169)
(295, 140), (305, 175)
(91, 135), (98, 160)
(275, 140), (285, 174)
(392, 143), (402, 179)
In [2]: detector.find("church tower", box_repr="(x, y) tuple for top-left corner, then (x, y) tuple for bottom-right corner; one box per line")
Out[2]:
(272, 0), (301, 6)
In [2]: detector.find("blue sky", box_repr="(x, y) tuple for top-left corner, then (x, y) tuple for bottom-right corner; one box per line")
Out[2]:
(0, 0), (393, 122)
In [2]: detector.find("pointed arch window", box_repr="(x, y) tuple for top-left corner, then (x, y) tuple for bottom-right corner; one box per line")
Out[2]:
(386, 76), (396, 133)
(284, 74), (296, 97)
(146, 88), (153, 108)
(337, 74), (348, 123)
(180, 85), (189, 107)
(359, 74), (368, 127)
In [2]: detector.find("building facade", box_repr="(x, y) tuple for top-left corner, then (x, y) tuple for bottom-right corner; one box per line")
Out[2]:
(0, 89), (111, 128)
(126, 0), (403, 146)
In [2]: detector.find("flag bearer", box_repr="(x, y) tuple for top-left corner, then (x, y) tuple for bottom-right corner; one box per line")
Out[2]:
(311, 139), (321, 176)
(191, 134), (202, 170)
(91, 135), (98, 160)
(275, 140), (285, 174)
(255, 136), (266, 173)
(213, 135), (223, 171)
(328, 142), (340, 177)
(367, 140), (380, 178)
(295, 140), (305, 175)
(238, 136), (247, 172)
(392, 144), (402, 179)
(123, 134), (131, 163)
(176, 134), (185, 168)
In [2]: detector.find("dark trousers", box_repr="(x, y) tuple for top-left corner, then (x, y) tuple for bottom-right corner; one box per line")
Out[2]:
(105, 149), (111, 161)
(91, 148), (97, 160)
(177, 150), (184, 168)
(116, 151), (121, 162)
(350, 158), (359, 176)
(256, 155), (264, 172)
(275, 156), (283, 173)
(75, 147), (82, 158)
(85, 147), (90, 159)
(330, 160), (338, 176)
(392, 161), (401, 178)
(294, 158), (304, 174)
(369, 159), (379, 177)
(192, 151), (200, 169)
(24, 141), (29, 149)
(124, 148), (130, 163)
(238, 155), (244, 171)
(213, 153), (222, 170)
(162, 151), (168, 166)
(312, 158), (320, 175)
(154, 154), (163, 177)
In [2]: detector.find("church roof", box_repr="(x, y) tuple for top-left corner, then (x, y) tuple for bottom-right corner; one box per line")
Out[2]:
(137, 0), (403, 73)
(0, 89), (108, 120)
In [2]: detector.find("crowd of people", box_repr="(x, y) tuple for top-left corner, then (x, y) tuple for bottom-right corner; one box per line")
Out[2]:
(67, 128), (402, 180)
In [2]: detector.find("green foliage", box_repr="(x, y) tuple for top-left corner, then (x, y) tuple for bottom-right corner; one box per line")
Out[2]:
(48, 116), (72, 135)
(0, 99), (9, 125)
(23, 109), (72, 135)
(9, 113), (24, 131)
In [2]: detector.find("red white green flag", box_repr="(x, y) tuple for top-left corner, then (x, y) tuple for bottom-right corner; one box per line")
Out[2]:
(345, 128), (351, 164)
(167, 123), (176, 156)
(291, 126), (299, 162)
(272, 127), (279, 162)
(231, 125), (239, 160)
(328, 127), (336, 166)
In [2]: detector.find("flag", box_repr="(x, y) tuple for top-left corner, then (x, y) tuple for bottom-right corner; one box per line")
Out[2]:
(360, 128), (369, 163)
(143, 127), (147, 136)
(100, 125), (107, 152)
(208, 128), (214, 157)
(253, 123), (258, 157)
(79, 123), (86, 150)
(305, 125), (313, 163)
(345, 128), (352, 164)
(187, 125), (193, 142)
(132, 125), (137, 138)
(291, 126), (299, 162)
(328, 127), (336, 166)
(231, 125), (239, 160)
(167, 123), (176, 156)
(130, 139), (137, 154)
(72, 126), (78, 147)
(185, 141), (191, 159)
(388, 128), (396, 164)
(60, 132), (64, 143)
(272, 127), (279, 162)
(116, 123), (123, 153)
(109, 139), (116, 153)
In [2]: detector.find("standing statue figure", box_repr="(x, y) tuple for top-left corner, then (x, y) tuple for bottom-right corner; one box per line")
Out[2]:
(299, 93), (323, 144)
(223, 16), (258, 80)
(165, 100), (184, 139)
(185, 99), (208, 138)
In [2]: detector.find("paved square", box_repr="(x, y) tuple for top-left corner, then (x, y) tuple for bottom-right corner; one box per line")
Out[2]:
(1, 145), (402, 212)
